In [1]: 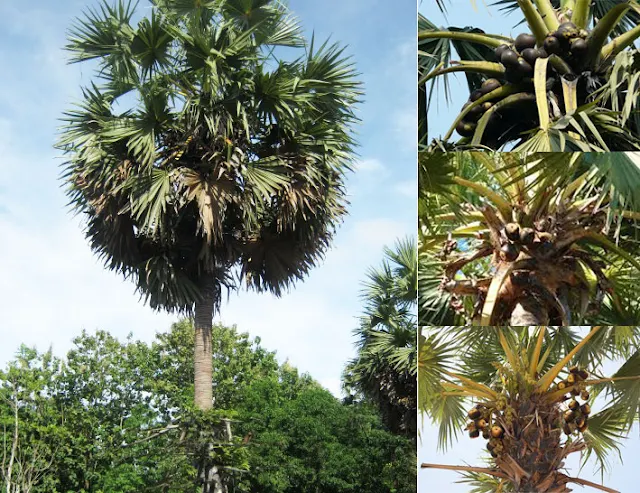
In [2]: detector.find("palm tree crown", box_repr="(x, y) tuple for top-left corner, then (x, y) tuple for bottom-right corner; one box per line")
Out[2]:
(419, 152), (640, 326)
(344, 238), (418, 437)
(419, 326), (640, 493)
(420, 0), (640, 150)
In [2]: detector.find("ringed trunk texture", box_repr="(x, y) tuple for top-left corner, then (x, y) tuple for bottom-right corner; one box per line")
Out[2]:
(510, 297), (549, 326)
(194, 278), (215, 411)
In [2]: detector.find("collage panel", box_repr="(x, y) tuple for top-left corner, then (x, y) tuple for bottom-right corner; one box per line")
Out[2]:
(419, 1), (640, 492)
(418, 326), (640, 492)
(419, 0), (640, 151)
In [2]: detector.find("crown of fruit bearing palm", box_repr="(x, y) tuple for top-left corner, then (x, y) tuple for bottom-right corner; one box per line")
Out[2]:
(419, 0), (640, 150)
(58, 0), (361, 312)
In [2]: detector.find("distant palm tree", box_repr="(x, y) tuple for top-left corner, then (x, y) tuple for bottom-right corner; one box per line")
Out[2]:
(419, 152), (640, 326)
(419, 326), (640, 493)
(58, 1), (360, 487)
(420, 0), (640, 150)
(344, 238), (418, 438)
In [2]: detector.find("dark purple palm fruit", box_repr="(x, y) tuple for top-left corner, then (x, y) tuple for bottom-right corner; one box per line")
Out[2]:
(514, 33), (537, 53)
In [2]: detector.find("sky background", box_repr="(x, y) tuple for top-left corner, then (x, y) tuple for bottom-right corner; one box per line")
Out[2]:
(0, 0), (416, 399)
(419, 326), (640, 492)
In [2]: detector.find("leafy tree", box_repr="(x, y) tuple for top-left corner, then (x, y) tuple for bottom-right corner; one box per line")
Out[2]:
(420, 0), (640, 150)
(419, 326), (640, 492)
(419, 152), (640, 326)
(0, 321), (414, 492)
(344, 238), (418, 438)
(58, 0), (361, 422)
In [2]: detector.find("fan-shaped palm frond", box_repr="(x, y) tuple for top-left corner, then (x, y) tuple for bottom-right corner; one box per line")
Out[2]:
(344, 238), (417, 438)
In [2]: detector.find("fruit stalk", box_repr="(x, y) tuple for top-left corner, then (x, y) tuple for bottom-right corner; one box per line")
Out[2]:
(533, 0), (561, 32)
(601, 23), (640, 63)
(517, 0), (553, 45)
(418, 31), (509, 48)
(571, 0), (590, 29)
(422, 62), (505, 85)
(444, 85), (520, 141)
(471, 93), (537, 145)
(584, 3), (630, 68)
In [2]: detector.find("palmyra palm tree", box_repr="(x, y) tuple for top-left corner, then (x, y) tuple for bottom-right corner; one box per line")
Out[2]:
(343, 238), (418, 438)
(419, 152), (640, 326)
(419, 326), (640, 493)
(420, 0), (640, 150)
(58, 0), (360, 488)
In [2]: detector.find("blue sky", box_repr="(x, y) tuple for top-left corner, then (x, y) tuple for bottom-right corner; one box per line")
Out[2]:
(0, 0), (415, 398)
(419, 326), (640, 492)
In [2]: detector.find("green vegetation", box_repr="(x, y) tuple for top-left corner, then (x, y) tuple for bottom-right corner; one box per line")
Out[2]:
(0, 321), (415, 492)
(344, 238), (418, 438)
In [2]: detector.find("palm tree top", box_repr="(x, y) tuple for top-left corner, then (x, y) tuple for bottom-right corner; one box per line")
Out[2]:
(58, 0), (363, 313)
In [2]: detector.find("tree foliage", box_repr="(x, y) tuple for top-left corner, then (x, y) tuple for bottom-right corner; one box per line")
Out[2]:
(0, 321), (415, 492)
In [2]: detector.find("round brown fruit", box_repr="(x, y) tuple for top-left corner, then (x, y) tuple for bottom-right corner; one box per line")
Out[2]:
(558, 22), (578, 39)
(521, 48), (539, 66)
(571, 387), (580, 396)
(491, 426), (505, 439)
(501, 49), (519, 68)
(515, 33), (537, 53)
(468, 104), (484, 121)
(500, 243), (519, 262)
(516, 58), (533, 76)
(476, 419), (488, 429)
(569, 399), (579, 410)
(470, 429), (480, 438)
(567, 373), (576, 385)
(482, 430), (491, 439)
(578, 369), (589, 380)
(544, 35), (562, 55)
(581, 390), (590, 400)
(456, 121), (476, 137)
(520, 227), (535, 245)
(470, 89), (484, 102)
(569, 366), (579, 374)
(576, 416), (586, 428)
(570, 38), (588, 57)
(481, 102), (493, 112)
(505, 223), (520, 242)
(557, 380), (568, 391)
(481, 78), (502, 94)
(578, 420), (588, 432)
(563, 423), (573, 435)
(564, 410), (576, 422)
(581, 403), (591, 415)
(468, 407), (482, 420)
(495, 44), (510, 60)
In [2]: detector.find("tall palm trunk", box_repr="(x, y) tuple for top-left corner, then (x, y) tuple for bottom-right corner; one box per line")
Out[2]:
(194, 279), (215, 410)
(510, 297), (549, 326)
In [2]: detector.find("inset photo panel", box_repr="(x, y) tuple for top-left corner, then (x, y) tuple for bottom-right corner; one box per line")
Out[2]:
(419, 0), (640, 151)
(418, 326), (640, 492)
(0, 0), (417, 491)
(419, 152), (640, 327)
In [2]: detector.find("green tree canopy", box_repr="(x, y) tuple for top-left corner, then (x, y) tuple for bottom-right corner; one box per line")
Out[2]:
(0, 321), (415, 492)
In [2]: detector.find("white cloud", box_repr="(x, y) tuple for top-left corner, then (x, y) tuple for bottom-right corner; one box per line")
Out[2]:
(354, 158), (386, 174)
(393, 179), (417, 198)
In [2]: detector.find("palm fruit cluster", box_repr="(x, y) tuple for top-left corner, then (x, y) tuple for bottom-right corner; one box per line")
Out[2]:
(543, 22), (590, 72)
(499, 220), (555, 263)
(455, 22), (594, 144)
(456, 78), (504, 137)
(557, 366), (591, 436)
(465, 404), (507, 458)
(463, 365), (593, 488)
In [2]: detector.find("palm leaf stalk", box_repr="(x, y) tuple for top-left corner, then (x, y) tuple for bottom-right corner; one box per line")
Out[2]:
(419, 326), (640, 493)
(418, 151), (640, 327)
(419, 0), (640, 150)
